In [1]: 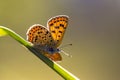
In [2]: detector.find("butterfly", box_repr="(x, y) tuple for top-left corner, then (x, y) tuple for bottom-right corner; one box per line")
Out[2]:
(26, 15), (69, 61)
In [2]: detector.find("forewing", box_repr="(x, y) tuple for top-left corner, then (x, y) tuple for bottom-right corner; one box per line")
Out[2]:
(47, 15), (69, 47)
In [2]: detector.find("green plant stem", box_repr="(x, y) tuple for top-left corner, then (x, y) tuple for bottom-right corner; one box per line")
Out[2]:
(0, 26), (80, 80)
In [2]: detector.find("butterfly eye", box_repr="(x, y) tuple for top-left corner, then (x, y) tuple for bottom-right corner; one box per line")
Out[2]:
(57, 48), (60, 52)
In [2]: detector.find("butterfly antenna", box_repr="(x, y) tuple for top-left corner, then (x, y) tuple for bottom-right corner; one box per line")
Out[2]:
(60, 50), (72, 57)
(59, 43), (72, 57)
(59, 43), (72, 49)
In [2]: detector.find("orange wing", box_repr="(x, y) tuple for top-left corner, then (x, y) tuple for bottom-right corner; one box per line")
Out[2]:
(47, 15), (69, 47)
(26, 24), (55, 47)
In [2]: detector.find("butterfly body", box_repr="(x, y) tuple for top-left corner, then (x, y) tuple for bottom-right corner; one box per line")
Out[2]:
(26, 15), (69, 61)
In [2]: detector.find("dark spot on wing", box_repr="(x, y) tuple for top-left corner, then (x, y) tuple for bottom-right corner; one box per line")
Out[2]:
(58, 35), (61, 37)
(45, 31), (49, 35)
(42, 37), (44, 39)
(35, 36), (38, 42)
(59, 31), (62, 33)
(60, 24), (64, 27)
(50, 23), (53, 26)
(38, 32), (40, 34)
(40, 27), (43, 29)
(37, 31), (43, 34)
(55, 26), (59, 29)
(52, 30), (56, 33)
(46, 31), (49, 34)
(54, 21), (56, 23)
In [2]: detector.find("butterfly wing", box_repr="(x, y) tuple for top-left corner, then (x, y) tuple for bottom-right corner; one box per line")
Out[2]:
(26, 24), (55, 47)
(47, 15), (69, 47)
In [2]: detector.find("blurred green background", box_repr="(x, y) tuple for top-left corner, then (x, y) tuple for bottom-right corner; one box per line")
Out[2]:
(0, 0), (120, 80)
